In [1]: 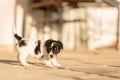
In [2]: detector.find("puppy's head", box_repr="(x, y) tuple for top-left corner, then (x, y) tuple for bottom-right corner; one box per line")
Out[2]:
(45, 39), (63, 55)
(52, 40), (63, 54)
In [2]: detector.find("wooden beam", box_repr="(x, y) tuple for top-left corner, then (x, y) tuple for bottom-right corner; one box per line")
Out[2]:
(63, 0), (95, 2)
(31, 0), (62, 8)
(31, 0), (96, 8)
(116, 2), (120, 49)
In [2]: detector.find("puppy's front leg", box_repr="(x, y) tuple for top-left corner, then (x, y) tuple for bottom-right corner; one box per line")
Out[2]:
(42, 51), (53, 67)
(50, 55), (61, 67)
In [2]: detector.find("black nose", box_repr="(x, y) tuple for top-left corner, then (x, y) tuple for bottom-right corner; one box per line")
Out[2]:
(50, 55), (54, 58)
(41, 55), (44, 58)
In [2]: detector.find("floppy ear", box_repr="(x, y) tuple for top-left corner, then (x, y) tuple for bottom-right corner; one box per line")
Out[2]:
(45, 39), (54, 53)
(45, 39), (54, 48)
(57, 41), (63, 50)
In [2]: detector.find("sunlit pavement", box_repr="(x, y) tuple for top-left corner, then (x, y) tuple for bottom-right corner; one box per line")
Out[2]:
(0, 49), (120, 80)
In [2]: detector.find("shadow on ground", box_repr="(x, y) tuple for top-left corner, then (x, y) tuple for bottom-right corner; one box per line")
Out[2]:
(0, 59), (47, 67)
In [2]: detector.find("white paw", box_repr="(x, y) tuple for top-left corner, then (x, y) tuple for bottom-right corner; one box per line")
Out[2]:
(53, 63), (61, 67)
(45, 61), (53, 67)
(22, 63), (30, 67)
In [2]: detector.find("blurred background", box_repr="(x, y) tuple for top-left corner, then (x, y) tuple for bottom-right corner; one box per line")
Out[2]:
(0, 0), (120, 51)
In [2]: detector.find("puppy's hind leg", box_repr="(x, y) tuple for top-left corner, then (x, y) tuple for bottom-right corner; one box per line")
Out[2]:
(18, 53), (30, 67)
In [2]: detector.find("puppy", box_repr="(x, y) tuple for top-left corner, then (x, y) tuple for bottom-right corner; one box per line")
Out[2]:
(12, 24), (63, 67)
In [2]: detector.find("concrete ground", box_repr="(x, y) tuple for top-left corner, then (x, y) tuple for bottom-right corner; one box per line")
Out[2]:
(0, 49), (120, 80)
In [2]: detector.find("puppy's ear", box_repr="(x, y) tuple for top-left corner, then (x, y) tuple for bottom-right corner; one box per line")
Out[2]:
(45, 39), (53, 47)
(57, 41), (63, 50)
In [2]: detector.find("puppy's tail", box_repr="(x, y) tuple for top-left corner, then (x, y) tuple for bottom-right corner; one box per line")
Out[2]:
(12, 24), (22, 41)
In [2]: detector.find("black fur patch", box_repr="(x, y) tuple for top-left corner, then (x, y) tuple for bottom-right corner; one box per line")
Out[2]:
(34, 40), (41, 55)
(19, 40), (26, 47)
(56, 41), (63, 50)
(45, 39), (53, 53)
(14, 34), (22, 41)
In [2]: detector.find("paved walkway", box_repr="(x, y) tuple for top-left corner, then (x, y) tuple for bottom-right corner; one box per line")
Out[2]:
(0, 49), (120, 80)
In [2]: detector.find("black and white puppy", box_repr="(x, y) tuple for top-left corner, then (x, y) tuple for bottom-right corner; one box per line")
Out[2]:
(12, 24), (63, 67)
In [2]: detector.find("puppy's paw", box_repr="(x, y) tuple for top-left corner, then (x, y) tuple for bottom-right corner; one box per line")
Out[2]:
(22, 63), (30, 67)
(45, 61), (53, 67)
(53, 63), (61, 67)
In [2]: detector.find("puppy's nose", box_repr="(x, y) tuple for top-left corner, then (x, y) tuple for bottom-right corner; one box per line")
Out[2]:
(50, 55), (54, 58)
(41, 55), (44, 58)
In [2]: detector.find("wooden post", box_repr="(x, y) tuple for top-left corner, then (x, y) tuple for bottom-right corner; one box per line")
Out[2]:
(116, 2), (120, 49)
